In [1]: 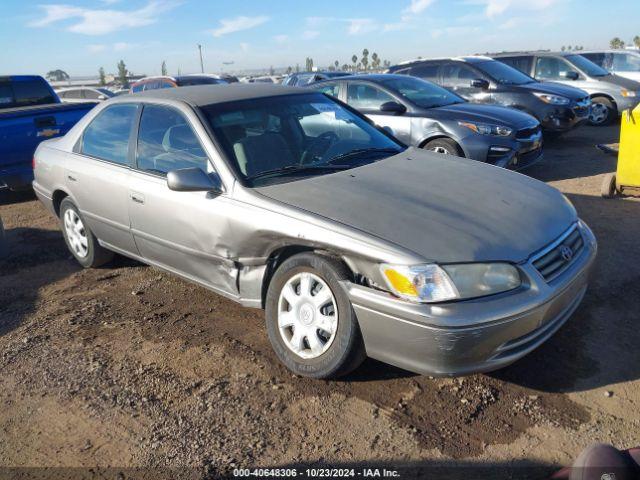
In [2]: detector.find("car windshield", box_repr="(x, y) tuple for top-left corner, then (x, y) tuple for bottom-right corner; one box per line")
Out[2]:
(477, 60), (535, 85)
(378, 76), (464, 108)
(203, 93), (405, 186)
(567, 55), (610, 77)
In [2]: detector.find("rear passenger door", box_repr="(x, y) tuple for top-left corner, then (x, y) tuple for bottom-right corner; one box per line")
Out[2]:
(67, 103), (139, 254)
(128, 103), (236, 295)
(345, 82), (412, 143)
(441, 63), (491, 103)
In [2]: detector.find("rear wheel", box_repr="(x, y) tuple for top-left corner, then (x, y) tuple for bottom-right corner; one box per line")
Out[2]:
(59, 198), (113, 268)
(265, 253), (366, 379)
(423, 138), (463, 157)
(589, 97), (616, 126)
(601, 172), (618, 198)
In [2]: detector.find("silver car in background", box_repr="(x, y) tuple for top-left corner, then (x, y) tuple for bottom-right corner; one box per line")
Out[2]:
(32, 84), (596, 379)
(492, 51), (640, 125)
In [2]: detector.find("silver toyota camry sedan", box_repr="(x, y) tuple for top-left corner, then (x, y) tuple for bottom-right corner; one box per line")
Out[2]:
(32, 84), (597, 379)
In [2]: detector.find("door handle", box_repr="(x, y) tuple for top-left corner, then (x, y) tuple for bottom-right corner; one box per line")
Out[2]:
(67, 174), (77, 182)
(130, 193), (145, 204)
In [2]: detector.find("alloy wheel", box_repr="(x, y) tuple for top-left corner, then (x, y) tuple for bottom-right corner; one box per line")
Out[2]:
(589, 103), (609, 125)
(63, 208), (89, 258)
(277, 272), (338, 359)
(430, 146), (451, 155)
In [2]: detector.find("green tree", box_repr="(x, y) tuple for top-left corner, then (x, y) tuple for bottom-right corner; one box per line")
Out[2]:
(634, 35), (640, 48)
(561, 46), (566, 51)
(341, 63), (349, 71)
(295, 63), (300, 73)
(161, 61), (167, 76)
(383, 60), (391, 68)
(610, 37), (625, 49)
(45, 69), (69, 82)
(117, 60), (129, 88)
(361, 48), (369, 71)
(98, 67), (106, 86)
(351, 54), (358, 71)
(305, 57), (314, 71)
(269, 65), (275, 76)
(286, 66), (293, 75)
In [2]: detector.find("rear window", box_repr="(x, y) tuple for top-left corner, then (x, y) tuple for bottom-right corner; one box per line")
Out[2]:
(0, 78), (56, 109)
(12, 79), (56, 107)
(177, 77), (225, 86)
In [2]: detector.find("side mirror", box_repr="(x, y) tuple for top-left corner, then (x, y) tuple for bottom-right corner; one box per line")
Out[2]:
(564, 71), (580, 80)
(98, 94), (108, 100)
(167, 167), (223, 193)
(471, 79), (490, 89)
(380, 101), (407, 114)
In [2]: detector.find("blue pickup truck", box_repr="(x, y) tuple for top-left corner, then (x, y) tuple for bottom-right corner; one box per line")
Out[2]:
(0, 75), (96, 190)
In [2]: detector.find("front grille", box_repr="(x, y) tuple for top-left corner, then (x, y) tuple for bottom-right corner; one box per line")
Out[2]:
(515, 125), (541, 140)
(532, 225), (584, 282)
(516, 146), (542, 167)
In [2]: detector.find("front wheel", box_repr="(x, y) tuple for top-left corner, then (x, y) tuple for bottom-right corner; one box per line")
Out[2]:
(601, 172), (618, 198)
(423, 138), (463, 157)
(589, 97), (616, 126)
(265, 253), (366, 379)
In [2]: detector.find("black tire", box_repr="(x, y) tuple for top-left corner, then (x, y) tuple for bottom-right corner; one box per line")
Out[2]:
(265, 252), (366, 379)
(589, 97), (616, 126)
(601, 172), (618, 199)
(423, 138), (464, 157)
(59, 198), (113, 268)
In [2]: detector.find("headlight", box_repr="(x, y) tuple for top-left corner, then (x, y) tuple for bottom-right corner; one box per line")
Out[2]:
(533, 92), (570, 105)
(621, 89), (637, 98)
(381, 263), (521, 303)
(458, 121), (513, 137)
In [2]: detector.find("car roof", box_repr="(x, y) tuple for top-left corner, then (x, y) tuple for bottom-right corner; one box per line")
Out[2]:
(315, 74), (404, 83)
(491, 51), (575, 58)
(394, 55), (493, 67)
(126, 83), (308, 106)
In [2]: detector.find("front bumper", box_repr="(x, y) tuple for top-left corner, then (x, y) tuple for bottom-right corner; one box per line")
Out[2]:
(540, 103), (590, 132)
(463, 130), (543, 170)
(345, 222), (597, 376)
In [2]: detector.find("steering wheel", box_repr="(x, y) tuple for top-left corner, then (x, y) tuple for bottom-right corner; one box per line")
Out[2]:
(301, 131), (340, 165)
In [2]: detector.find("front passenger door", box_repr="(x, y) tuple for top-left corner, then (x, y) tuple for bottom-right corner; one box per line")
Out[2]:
(441, 63), (491, 103)
(128, 103), (237, 295)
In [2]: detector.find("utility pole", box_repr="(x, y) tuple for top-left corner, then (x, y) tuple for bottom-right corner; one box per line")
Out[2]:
(197, 44), (204, 73)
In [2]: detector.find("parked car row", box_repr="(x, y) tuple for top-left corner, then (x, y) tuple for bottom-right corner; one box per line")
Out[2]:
(310, 74), (543, 169)
(32, 83), (597, 379)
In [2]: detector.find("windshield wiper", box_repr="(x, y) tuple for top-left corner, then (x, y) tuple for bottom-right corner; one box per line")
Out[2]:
(247, 164), (352, 181)
(326, 147), (401, 165)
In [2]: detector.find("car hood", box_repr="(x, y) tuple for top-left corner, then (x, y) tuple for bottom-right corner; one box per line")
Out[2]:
(595, 73), (640, 90)
(519, 81), (588, 99)
(255, 148), (577, 264)
(425, 103), (538, 128)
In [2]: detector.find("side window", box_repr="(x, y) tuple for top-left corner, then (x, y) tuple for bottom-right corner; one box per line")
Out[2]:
(581, 53), (605, 68)
(83, 90), (101, 99)
(64, 89), (82, 99)
(441, 64), (479, 87)
(535, 57), (572, 80)
(136, 104), (209, 175)
(81, 104), (137, 165)
(131, 84), (144, 93)
(315, 83), (340, 98)
(410, 63), (439, 81)
(498, 56), (532, 74)
(346, 83), (394, 110)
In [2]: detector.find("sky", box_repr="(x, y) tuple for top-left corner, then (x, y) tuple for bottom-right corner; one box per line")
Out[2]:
(1, 0), (639, 77)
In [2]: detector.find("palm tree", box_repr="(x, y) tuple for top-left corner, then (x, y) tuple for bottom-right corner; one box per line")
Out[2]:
(371, 52), (380, 70)
(351, 55), (358, 72)
(334, 60), (339, 70)
(610, 37), (625, 49)
(45, 70), (69, 82)
(361, 49), (369, 71)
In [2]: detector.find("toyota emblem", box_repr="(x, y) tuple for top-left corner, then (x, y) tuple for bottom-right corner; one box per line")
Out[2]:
(560, 245), (574, 262)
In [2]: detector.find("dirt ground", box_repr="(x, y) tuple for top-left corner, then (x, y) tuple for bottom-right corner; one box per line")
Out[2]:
(1, 124), (639, 479)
